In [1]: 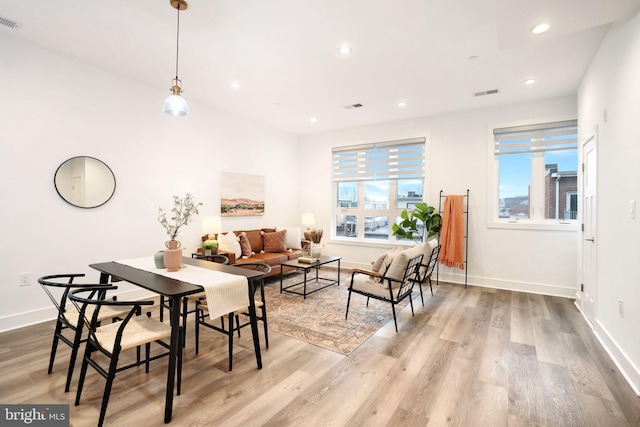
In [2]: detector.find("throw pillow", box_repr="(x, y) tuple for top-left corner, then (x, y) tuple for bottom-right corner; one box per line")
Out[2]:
(263, 230), (287, 252)
(238, 232), (253, 258)
(377, 246), (403, 281)
(218, 232), (242, 258)
(283, 227), (302, 249)
(372, 250), (390, 272)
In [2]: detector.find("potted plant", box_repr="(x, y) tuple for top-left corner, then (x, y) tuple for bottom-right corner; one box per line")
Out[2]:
(392, 202), (441, 243)
(158, 193), (202, 271)
(202, 239), (218, 256)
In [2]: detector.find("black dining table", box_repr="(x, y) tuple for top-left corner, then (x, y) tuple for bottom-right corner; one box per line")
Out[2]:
(90, 256), (264, 424)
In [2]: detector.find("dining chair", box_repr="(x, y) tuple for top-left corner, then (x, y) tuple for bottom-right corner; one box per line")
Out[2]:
(195, 262), (271, 371)
(37, 274), (130, 392)
(69, 286), (181, 427)
(159, 253), (229, 348)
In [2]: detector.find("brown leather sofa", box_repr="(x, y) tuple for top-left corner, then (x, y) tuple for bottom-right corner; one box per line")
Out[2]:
(200, 228), (305, 278)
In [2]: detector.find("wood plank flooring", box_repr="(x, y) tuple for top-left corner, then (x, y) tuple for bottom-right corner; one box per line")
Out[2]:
(1, 282), (638, 426)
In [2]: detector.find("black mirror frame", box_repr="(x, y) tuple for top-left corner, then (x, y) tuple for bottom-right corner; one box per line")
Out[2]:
(54, 156), (116, 209)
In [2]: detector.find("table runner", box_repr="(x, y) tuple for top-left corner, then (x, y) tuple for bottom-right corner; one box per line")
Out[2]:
(115, 257), (249, 319)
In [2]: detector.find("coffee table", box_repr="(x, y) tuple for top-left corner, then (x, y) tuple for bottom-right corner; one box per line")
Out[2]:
(279, 255), (341, 299)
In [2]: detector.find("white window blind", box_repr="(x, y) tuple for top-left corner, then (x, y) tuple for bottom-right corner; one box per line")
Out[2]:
(493, 120), (578, 156)
(332, 137), (425, 182)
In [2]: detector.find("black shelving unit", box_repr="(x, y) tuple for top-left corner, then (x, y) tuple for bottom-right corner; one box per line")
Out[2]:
(437, 189), (469, 288)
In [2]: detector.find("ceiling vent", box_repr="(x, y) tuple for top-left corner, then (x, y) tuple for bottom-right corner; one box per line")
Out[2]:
(0, 16), (23, 30)
(344, 103), (363, 109)
(474, 89), (499, 97)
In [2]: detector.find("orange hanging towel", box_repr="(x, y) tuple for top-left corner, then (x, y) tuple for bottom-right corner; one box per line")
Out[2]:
(439, 195), (465, 269)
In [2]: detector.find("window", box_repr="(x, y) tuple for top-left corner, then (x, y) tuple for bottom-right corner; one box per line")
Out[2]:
(492, 119), (578, 228)
(332, 137), (427, 242)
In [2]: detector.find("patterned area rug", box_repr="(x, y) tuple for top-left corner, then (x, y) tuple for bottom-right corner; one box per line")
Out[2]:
(263, 267), (409, 355)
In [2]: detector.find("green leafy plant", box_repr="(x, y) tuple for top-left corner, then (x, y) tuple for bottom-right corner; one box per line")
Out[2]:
(392, 202), (441, 243)
(158, 193), (203, 241)
(203, 239), (217, 250)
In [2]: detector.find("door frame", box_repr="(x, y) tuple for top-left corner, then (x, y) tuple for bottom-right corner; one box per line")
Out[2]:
(579, 128), (597, 324)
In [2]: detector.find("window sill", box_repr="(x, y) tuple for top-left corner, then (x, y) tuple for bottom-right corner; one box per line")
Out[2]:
(488, 220), (579, 232)
(327, 237), (414, 249)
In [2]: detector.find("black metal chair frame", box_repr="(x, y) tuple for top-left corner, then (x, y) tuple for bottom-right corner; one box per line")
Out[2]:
(70, 286), (182, 427)
(159, 253), (229, 348)
(195, 262), (271, 371)
(38, 274), (116, 392)
(345, 254), (423, 332)
(413, 244), (441, 305)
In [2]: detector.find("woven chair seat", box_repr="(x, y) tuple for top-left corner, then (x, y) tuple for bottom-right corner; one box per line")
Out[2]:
(96, 316), (172, 352)
(199, 300), (264, 317)
(64, 304), (132, 328)
(186, 291), (206, 301)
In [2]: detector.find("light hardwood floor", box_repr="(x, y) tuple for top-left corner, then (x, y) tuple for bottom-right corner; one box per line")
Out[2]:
(1, 281), (639, 426)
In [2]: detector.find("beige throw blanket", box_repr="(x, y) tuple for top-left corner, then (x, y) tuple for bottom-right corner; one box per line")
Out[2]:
(116, 257), (249, 319)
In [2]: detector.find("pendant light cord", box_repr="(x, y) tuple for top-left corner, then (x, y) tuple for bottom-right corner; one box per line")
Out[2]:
(175, 4), (180, 80)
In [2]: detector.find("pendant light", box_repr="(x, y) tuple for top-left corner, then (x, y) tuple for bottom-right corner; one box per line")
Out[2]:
(163, 0), (189, 116)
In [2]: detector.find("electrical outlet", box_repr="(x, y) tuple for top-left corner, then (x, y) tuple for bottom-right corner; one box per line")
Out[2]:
(619, 299), (624, 317)
(19, 272), (31, 287)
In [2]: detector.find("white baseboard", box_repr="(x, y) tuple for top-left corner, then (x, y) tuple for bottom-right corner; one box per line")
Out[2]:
(592, 319), (640, 396)
(339, 262), (576, 298)
(0, 287), (155, 333)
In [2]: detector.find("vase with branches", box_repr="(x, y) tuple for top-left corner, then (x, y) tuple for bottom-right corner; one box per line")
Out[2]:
(158, 193), (202, 271)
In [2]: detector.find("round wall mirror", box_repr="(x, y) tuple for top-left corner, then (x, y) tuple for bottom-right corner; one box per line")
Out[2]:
(54, 156), (116, 208)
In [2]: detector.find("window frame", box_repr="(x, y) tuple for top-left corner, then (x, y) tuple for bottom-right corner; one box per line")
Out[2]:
(487, 117), (579, 232)
(331, 135), (430, 244)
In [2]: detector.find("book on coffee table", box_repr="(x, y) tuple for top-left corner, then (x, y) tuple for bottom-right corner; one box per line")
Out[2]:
(298, 256), (320, 264)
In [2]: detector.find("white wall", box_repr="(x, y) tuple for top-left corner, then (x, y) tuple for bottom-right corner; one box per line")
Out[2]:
(578, 12), (640, 394)
(0, 35), (301, 331)
(300, 96), (579, 297)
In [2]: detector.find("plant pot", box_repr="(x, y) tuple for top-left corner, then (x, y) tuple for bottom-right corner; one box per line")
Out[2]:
(164, 240), (182, 272)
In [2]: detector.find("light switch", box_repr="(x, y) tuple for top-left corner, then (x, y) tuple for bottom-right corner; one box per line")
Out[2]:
(631, 200), (636, 219)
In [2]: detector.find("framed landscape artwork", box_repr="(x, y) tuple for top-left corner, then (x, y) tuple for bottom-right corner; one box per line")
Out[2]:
(221, 171), (265, 216)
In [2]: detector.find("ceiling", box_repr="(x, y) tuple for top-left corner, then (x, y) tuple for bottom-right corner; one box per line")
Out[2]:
(2, 0), (639, 135)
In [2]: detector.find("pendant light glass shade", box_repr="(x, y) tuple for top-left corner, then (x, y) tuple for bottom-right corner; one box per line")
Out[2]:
(164, 0), (189, 116)
(163, 79), (189, 116)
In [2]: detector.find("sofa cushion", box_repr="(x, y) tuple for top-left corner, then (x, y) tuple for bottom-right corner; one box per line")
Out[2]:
(218, 232), (242, 258)
(263, 230), (287, 252)
(238, 232), (253, 258)
(385, 244), (424, 281)
(352, 273), (402, 299)
(418, 239), (438, 278)
(282, 227), (302, 249)
(245, 252), (288, 266)
(242, 230), (264, 253)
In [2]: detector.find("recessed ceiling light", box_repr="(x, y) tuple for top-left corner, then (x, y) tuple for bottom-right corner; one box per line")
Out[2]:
(310, 117), (318, 123)
(524, 78), (536, 85)
(398, 102), (407, 108)
(338, 46), (351, 55)
(531, 23), (550, 34)
(230, 81), (240, 89)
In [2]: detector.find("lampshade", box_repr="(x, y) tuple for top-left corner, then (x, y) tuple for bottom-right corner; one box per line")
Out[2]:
(201, 216), (221, 236)
(163, 81), (189, 116)
(301, 213), (315, 227)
